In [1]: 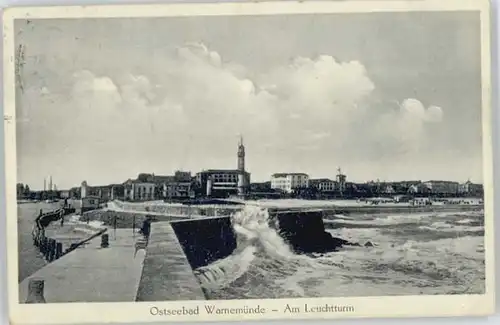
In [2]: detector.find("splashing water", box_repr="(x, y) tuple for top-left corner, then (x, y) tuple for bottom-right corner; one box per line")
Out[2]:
(193, 206), (485, 299)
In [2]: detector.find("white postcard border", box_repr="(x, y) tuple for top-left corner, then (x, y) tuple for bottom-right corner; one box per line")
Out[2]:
(2, 0), (495, 324)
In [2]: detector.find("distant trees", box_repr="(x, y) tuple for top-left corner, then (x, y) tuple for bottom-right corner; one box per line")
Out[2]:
(16, 183), (33, 200)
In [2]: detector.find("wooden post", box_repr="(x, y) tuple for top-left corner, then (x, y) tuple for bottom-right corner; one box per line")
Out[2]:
(41, 237), (48, 255)
(25, 278), (46, 303)
(101, 234), (109, 248)
(56, 242), (63, 259)
(51, 239), (57, 261)
(47, 239), (56, 262)
(132, 215), (136, 237)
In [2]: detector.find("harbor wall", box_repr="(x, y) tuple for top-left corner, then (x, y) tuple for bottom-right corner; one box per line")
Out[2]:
(169, 204), (483, 270)
(269, 209), (349, 254)
(170, 210), (346, 270)
(171, 217), (237, 270)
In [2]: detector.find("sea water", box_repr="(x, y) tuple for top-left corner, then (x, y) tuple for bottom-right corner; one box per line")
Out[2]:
(195, 206), (485, 299)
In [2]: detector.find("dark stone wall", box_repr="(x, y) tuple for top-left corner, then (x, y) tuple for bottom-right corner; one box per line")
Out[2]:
(171, 217), (237, 270)
(170, 210), (346, 270)
(268, 210), (347, 254)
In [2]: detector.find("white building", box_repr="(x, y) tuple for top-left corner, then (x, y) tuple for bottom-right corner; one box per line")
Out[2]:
(310, 179), (336, 192)
(271, 173), (309, 193)
(124, 181), (156, 201)
(422, 180), (459, 195)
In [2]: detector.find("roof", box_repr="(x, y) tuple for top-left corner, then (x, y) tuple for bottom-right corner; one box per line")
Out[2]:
(424, 180), (460, 184)
(272, 173), (309, 178)
(309, 178), (335, 183)
(151, 175), (175, 183)
(198, 169), (250, 174)
(89, 184), (122, 189)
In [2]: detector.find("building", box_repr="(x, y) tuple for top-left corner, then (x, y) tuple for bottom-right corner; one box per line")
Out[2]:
(68, 187), (81, 199)
(196, 169), (251, 198)
(309, 178), (336, 192)
(336, 168), (347, 195)
(391, 181), (422, 194)
(270, 173), (309, 193)
(123, 179), (156, 201)
(174, 171), (192, 182)
(80, 181), (124, 201)
(195, 137), (250, 198)
(459, 181), (484, 196)
(80, 196), (101, 214)
(163, 182), (193, 200)
(59, 190), (70, 199)
(250, 182), (272, 192)
(422, 180), (459, 195)
(381, 184), (396, 195)
(121, 172), (194, 201)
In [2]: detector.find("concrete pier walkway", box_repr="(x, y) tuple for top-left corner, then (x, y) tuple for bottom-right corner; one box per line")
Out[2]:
(136, 222), (205, 301)
(19, 228), (146, 303)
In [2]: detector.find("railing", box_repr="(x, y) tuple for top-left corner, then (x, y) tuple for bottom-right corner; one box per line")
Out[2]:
(107, 200), (244, 219)
(31, 207), (84, 263)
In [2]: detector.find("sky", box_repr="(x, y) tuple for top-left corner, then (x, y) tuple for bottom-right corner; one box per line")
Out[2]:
(14, 11), (484, 190)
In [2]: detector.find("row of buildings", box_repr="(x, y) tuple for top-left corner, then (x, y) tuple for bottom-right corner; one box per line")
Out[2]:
(267, 173), (484, 198)
(38, 137), (483, 202)
(69, 137), (251, 201)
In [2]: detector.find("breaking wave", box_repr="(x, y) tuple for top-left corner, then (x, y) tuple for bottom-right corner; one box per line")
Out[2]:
(193, 206), (485, 299)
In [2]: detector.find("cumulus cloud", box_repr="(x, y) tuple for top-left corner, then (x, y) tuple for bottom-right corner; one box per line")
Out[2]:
(19, 42), (448, 185)
(400, 98), (444, 123)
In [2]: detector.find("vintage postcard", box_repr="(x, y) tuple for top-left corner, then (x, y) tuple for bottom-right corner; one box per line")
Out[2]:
(2, 0), (495, 324)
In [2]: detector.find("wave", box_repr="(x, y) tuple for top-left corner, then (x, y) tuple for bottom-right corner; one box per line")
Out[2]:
(418, 221), (483, 233)
(325, 210), (484, 231)
(193, 206), (312, 290)
(193, 206), (485, 299)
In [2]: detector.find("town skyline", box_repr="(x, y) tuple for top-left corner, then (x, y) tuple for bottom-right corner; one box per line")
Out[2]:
(21, 161), (483, 192)
(15, 12), (483, 190)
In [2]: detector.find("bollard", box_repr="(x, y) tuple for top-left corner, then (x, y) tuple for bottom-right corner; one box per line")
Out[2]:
(25, 278), (46, 303)
(46, 240), (52, 261)
(44, 239), (51, 261)
(56, 242), (63, 259)
(48, 239), (56, 262)
(41, 237), (48, 255)
(100, 234), (109, 248)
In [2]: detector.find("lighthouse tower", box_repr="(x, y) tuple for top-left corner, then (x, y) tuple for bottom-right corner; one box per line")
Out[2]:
(237, 135), (245, 172)
(237, 136), (246, 196)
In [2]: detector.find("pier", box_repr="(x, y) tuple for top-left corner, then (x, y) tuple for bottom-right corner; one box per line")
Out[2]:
(18, 199), (485, 303)
(136, 222), (205, 301)
(20, 228), (146, 303)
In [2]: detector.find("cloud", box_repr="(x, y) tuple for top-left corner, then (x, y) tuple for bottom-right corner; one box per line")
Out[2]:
(400, 98), (444, 123)
(19, 42), (448, 185)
